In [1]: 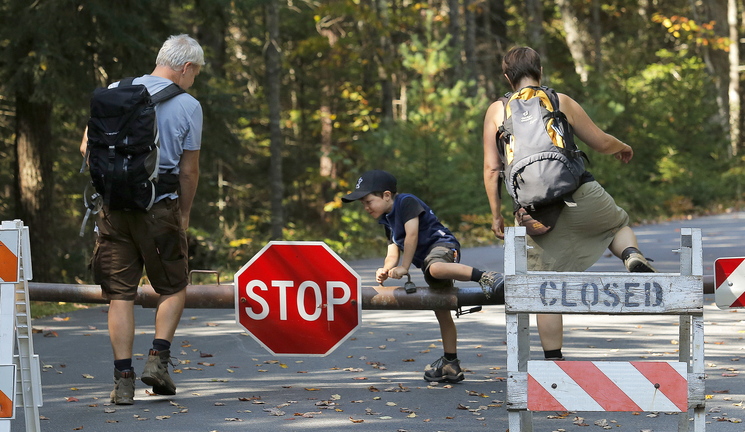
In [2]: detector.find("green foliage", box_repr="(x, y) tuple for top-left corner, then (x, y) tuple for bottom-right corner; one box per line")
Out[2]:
(329, 10), (492, 258)
(589, 48), (730, 219)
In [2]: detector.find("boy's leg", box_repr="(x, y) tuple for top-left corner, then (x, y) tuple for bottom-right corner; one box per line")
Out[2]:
(424, 309), (464, 383)
(434, 309), (457, 353)
(427, 262), (474, 281)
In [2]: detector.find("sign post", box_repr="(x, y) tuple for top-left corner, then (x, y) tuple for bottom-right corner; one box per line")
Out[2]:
(234, 241), (361, 356)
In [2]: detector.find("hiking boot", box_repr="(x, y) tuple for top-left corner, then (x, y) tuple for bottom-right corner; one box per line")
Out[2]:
(110, 369), (135, 405)
(478, 271), (505, 303)
(140, 349), (176, 395)
(423, 356), (465, 383)
(624, 252), (656, 273)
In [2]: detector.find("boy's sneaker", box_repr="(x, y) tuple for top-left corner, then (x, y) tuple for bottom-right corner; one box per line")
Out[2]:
(110, 369), (135, 405)
(423, 356), (465, 383)
(624, 252), (656, 273)
(141, 349), (177, 395)
(478, 271), (505, 303)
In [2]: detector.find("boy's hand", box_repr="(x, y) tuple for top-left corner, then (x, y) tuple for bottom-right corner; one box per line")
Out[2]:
(375, 267), (389, 285)
(387, 266), (408, 279)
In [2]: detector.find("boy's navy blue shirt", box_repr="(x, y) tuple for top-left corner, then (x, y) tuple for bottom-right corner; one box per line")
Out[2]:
(378, 193), (460, 268)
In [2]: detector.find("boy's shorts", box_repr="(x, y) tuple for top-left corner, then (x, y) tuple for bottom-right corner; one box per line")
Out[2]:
(92, 198), (189, 301)
(422, 244), (460, 289)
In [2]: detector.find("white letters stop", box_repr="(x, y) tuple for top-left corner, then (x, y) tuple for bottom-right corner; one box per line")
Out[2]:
(245, 280), (351, 321)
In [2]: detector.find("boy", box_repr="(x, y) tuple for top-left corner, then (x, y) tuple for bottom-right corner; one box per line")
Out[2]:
(342, 170), (504, 383)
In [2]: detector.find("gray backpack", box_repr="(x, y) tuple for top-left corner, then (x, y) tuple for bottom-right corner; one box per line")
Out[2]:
(497, 86), (588, 212)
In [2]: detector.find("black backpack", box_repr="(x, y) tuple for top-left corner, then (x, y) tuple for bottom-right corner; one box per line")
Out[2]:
(84, 77), (184, 212)
(497, 86), (589, 212)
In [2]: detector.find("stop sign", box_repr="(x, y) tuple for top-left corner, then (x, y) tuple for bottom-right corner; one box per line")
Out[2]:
(234, 241), (361, 356)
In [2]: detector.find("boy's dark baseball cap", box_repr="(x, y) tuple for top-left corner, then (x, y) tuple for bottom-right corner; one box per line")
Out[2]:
(341, 170), (397, 203)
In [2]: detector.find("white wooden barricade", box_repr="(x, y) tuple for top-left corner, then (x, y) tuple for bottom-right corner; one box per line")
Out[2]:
(0, 220), (41, 432)
(504, 227), (705, 432)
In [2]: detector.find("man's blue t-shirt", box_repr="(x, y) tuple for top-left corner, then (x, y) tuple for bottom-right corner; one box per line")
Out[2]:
(378, 193), (460, 268)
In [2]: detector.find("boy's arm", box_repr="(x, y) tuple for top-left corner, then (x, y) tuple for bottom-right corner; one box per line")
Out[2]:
(388, 217), (419, 279)
(376, 243), (400, 284)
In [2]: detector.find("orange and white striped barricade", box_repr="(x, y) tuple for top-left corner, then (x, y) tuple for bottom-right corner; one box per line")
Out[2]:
(0, 220), (40, 432)
(504, 227), (705, 432)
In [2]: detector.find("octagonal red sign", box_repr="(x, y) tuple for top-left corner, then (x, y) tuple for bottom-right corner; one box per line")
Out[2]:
(234, 241), (361, 356)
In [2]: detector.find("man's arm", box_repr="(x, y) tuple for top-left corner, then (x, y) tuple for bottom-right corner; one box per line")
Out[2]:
(178, 149), (200, 229)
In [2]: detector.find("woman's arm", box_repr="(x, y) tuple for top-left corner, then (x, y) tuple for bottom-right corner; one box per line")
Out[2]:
(483, 100), (506, 239)
(558, 94), (633, 163)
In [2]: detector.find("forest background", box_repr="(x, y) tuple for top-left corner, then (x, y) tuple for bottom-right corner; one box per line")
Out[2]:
(0, 0), (743, 284)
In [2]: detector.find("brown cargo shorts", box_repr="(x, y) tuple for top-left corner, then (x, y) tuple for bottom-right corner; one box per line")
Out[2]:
(92, 198), (188, 301)
(422, 244), (460, 289)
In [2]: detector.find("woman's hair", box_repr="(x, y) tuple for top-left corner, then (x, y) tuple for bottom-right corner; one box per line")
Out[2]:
(502, 47), (542, 89)
(156, 34), (205, 69)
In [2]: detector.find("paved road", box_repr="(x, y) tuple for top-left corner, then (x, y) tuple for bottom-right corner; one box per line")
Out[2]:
(11, 212), (745, 431)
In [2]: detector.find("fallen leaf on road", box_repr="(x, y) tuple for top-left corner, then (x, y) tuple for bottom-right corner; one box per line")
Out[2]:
(349, 417), (364, 423)
(65, 397), (79, 402)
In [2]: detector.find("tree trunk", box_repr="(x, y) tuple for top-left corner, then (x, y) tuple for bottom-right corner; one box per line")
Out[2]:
(449, 0), (462, 81)
(265, 0), (284, 240)
(556, 0), (590, 84)
(702, 0), (730, 144)
(464, 0), (478, 94)
(316, 15), (340, 214)
(14, 93), (55, 282)
(375, 0), (394, 124)
(319, 88), (335, 183)
(591, 0), (603, 73)
(525, 0), (547, 75)
(728, 0), (740, 156)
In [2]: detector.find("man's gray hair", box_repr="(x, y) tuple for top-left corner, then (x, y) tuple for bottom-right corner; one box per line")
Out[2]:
(156, 34), (205, 69)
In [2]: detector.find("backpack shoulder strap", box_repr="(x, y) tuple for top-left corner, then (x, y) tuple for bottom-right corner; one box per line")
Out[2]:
(119, 77), (135, 87)
(151, 83), (186, 105)
(495, 94), (512, 203)
(541, 86), (560, 111)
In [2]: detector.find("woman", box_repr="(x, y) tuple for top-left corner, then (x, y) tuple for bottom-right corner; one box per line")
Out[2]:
(482, 46), (655, 360)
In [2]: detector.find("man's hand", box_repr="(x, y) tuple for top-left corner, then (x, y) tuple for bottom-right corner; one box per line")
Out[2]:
(387, 266), (409, 279)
